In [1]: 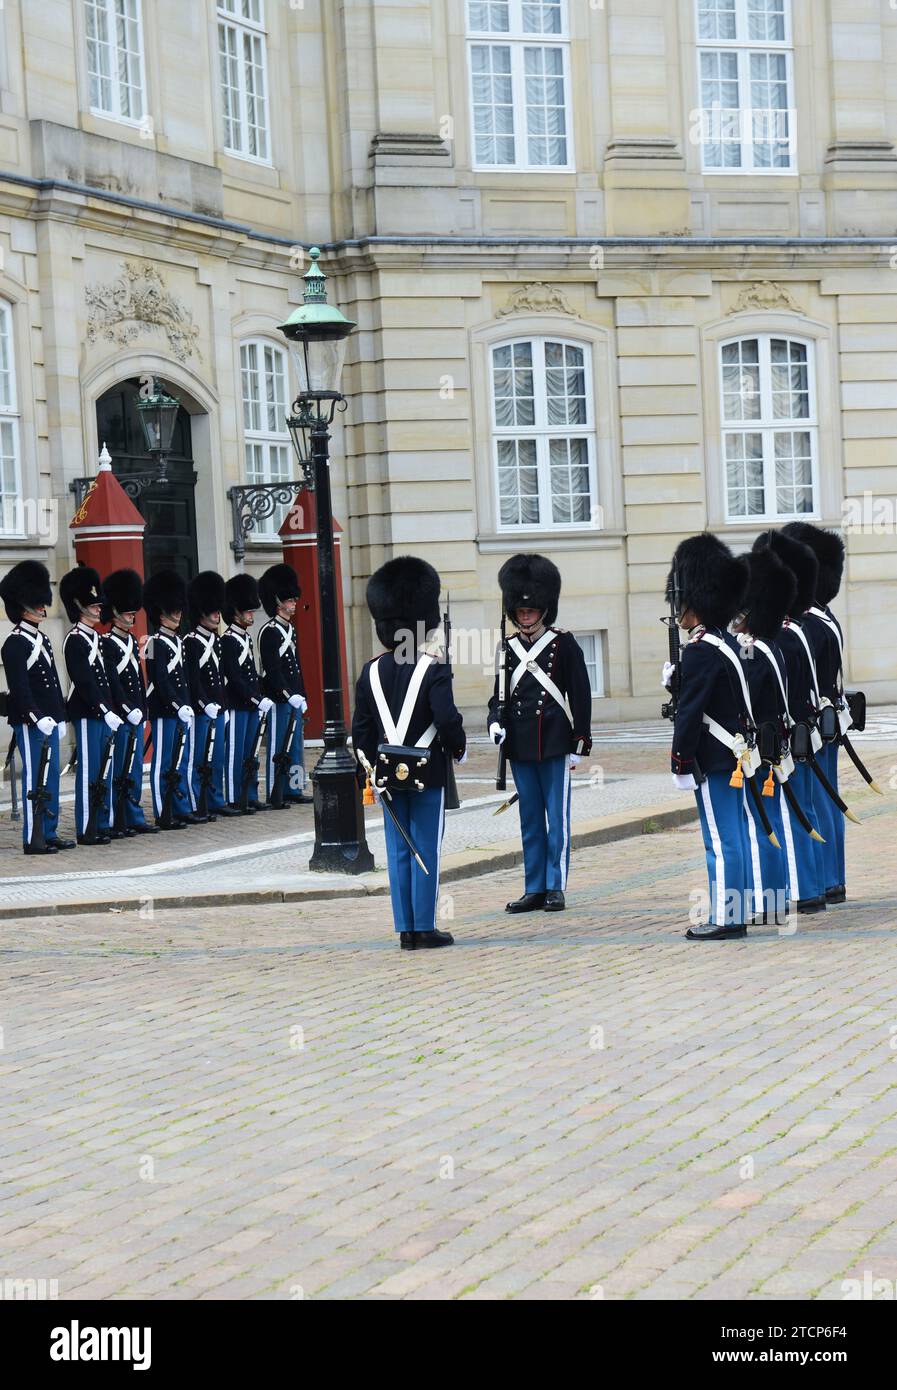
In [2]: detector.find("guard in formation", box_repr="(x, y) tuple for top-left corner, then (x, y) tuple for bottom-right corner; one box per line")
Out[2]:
(258, 564), (309, 805)
(663, 523), (866, 941)
(352, 556), (466, 949)
(60, 565), (123, 845)
(221, 573), (274, 813)
(101, 568), (155, 836)
(488, 554), (593, 914)
(184, 571), (238, 820)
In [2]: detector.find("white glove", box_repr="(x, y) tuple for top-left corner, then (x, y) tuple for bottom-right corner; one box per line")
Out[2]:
(177, 705), (194, 724)
(258, 697), (274, 718)
(455, 749), (468, 765)
(672, 772), (697, 792)
(570, 753), (581, 769)
(104, 711), (123, 732)
(489, 722), (506, 746)
(127, 708), (143, 726)
(205, 702), (221, 719)
(287, 693), (305, 711)
(662, 660), (675, 690)
(57, 721), (68, 742)
(36, 716), (56, 736)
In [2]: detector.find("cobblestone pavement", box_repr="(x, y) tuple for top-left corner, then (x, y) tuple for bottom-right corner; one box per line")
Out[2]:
(2, 767), (897, 1301)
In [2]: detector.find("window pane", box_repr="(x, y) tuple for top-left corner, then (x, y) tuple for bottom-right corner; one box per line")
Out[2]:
(747, 0), (786, 43)
(549, 437), (591, 524)
(545, 341), (586, 425)
(721, 340), (760, 421)
(774, 430), (813, 515)
(524, 46), (567, 166)
(698, 0), (736, 41)
(468, 0), (510, 32)
(0, 306), (13, 412)
(498, 438), (540, 526)
(471, 44), (516, 164)
(219, 23), (241, 150)
(725, 432), (765, 516)
(492, 342), (534, 427)
(523, 0), (563, 35)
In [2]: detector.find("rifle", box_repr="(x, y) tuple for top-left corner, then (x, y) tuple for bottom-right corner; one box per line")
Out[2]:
(3, 730), (19, 821)
(83, 733), (116, 844)
(196, 717), (217, 820)
(442, 597), (461, 811)
(268, 706), (296, 809)
(239, 709), (268, 813)
(496, 607), (508, 792)
(159, 721), (187, 830)
(112, 725), (140, 836)
(661, 558), (704, 784)
(26, 734), (53, 851)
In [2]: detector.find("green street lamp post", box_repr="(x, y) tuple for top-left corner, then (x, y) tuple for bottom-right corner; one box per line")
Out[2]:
(280, 248), (374, 874)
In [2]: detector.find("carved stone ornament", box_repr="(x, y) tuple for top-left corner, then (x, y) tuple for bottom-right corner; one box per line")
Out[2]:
(728, 281), (802, 315)
(497, 282), (575, 317)
(86, 260), (201, 362)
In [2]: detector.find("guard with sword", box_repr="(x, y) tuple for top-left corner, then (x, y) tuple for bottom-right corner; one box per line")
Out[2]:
(60, 565), (122, 846)
(101, 568), (157, 837)
(258, 564), (309, 808)
(352, 556), (466, 950)
(663, 535), (759, 940)
(221, 573), (273, 814)
(184, 571), (238, 820)
(0, 560), (72, 854)
(143, 569), (198, 830)
(487, 554), (592, 915)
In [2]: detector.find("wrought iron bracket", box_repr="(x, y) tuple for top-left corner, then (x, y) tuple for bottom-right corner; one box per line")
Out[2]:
(70, 473), (162, 508)
(227, 481), (309, 561)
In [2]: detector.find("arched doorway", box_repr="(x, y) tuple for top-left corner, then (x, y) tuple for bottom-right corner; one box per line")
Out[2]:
(95, 378), (199, 581)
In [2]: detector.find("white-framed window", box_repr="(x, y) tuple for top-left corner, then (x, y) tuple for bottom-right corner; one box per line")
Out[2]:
(0, 300), (22, 536)
(240, 339), (292, 538)
(720, 334), (818, 522)
(695, 0), (795, 172)
(217, 0), (270, 162)
(85, 0), (146, 123)
(575, 631), (605, 698)
(467, 0), (573, 171)
(490, 337), (598, 531)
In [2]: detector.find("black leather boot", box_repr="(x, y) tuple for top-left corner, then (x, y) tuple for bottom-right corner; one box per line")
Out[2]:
(505, 892), (546, 913)
(544, 890), (565, 911)
(400, 929), (454, 949)
(796, 896), (827, 915)
(825, 884), (846, 904)
(686, 922), (747, 940)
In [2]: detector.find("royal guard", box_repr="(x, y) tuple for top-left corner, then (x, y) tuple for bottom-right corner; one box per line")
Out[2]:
(60, 565), (123, 846)
(258, 563), (309, 807)
(752, 531), (828, 915)
(487, 555), (592, 915)
(143, 569), (197, 830)
(100, 569), (156, 837)
(352, 556), (466, 949)
(221, 573), (273, 813)
(0, 560), (72, 854)
(664, 535), (753, 940)
(782, 522), (848, 903)
(184, 571), (239, 819)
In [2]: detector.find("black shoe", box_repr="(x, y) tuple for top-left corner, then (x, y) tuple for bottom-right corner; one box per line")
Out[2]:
(544, 890), (565, 912)
(47, 838), (76, 850)
(400, 929), (454, 950)
(505, 892), (546, 914)
(77, 833), (111, 846)
(180, 812), (208, 825)
(796, 896), (827, 915)
(249, 802), (269, 812)
(24, 841), (59, 855)
(155, 819), (188, 831)
(132, 823), (159, 835)
(285, 793), (313, 805)
(686, 922), (747, 940)
(825, 884), (846, 904)
(216, 806), (243, 818)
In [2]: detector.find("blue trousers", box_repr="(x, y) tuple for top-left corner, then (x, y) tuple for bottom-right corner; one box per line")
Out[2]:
(382, 786), (446, 932)
(510, 755), (572, 894)
(742, 778), (788, 921)
(74, 718), (115, 838)
(187, 711), (228, 813)
(105, 721), (148, 829)
(224, 708), (261, 806)
(695, 771), (749, 926)
(817, 741), (845, 890)
(266, 702), (305, 799)
(14, 724), (60, 847)
(779, 761), (826, 904)
(150, 717), (191, 821)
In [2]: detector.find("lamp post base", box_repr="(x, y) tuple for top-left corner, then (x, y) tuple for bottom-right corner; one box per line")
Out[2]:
(308, 744), (375, 875)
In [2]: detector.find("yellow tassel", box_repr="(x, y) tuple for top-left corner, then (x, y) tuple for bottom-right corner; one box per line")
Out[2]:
(729, 761), (744, 789)
(762, 768), (775, 797)
(362, 773), (375, 807)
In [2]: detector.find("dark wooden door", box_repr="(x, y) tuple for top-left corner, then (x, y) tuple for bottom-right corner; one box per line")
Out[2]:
(95, 378), (199, 582)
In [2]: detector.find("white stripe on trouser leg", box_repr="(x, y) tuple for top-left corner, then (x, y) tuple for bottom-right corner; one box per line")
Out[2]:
(226, 715), (237, 803)
(268, 707), (277, 793)
(185, 721), (196, 810)
(742, 786), (762, 917)
(700, 779), (726, 924)
(153, 719), (163, 818)
(80, 719), (89, 831)
(560, 756), (571, 891)
(780, 793), (801, 901)
(430, 787), (446, 930)
(22, 729), (33, 841)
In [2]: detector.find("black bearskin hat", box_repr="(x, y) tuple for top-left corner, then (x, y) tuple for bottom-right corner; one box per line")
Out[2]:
(101, 568), (143, 624)
(59, 565), (103, 624)
(258, 563), (300, 618)
(366, 556), (441, 650)
(0, 560), (52, 623)
(223, 572), (261, 624)
(752, 531), (818, 618)
(143, 569), (187, 628)
(780, 521), (845, 606)
(499, 554), (561, 628)
(736, 549), (796, 641)
(188, 570), (226, 626)
(665, 534), (746, 630)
